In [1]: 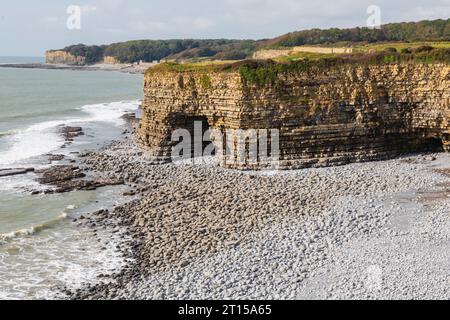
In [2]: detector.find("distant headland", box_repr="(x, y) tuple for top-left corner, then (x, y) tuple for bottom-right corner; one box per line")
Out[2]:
(44, 19), (449, 66)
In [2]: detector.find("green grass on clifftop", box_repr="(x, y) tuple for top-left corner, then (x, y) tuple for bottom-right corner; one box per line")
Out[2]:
(145, 61), (238, 75)
(146, 47), (450, 87)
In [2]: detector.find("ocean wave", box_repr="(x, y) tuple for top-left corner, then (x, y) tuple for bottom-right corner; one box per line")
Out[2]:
(0, 108), (78, 124)
(0, 100), (140, 167)
(79, 100), (140, 125)
(0, 125), (64, 166)
(0, 174), (42, 192)
(0, 130), (19, 138)
(0, 212), (69, 242)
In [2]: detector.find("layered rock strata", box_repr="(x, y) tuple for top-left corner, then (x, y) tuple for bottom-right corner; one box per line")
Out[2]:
(45, 50), (86, 65)
(138, 62), (449, 169)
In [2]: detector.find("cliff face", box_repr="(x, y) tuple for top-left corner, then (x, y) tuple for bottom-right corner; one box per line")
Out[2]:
(138, 62), (450, 169)
(252, 49), (293, 60)
(103, 56), (119, 64)
(253, 46), (353, 59)
(45, 50), (86, 65)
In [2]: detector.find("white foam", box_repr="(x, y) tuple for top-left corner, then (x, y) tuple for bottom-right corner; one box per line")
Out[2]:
(0, 100), (140, 168)
(80, 100), (140, 125)
(0, 227), (37, 241)
(0, 174), (42, 192)
(0, 212), (68, 242)
(1, 196), (78, 242)
(0, 129), (19, 138)
(0, 224), (126, 300)
(0, 126), (63, 167)
(0, 101), (139, 299)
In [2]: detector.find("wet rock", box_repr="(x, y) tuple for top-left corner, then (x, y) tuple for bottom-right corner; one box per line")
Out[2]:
(47, 154), (65, 162)
(60, 126), (84, 143)
(0, 168), (34, 177)
(34, 165), (123, 193)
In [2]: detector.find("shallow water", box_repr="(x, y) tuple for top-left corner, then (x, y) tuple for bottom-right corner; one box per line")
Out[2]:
(0, 63), (143, 299)
(0, 56), (44, 65)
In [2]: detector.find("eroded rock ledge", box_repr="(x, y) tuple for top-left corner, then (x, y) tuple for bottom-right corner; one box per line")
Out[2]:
(138, 60), (450, 169)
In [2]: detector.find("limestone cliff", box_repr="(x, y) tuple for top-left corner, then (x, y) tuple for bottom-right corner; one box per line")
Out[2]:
(103, 56), (119, 64)
(45, 50), (86, 65)
(138, 60), (450, 169)
(253, 46), (353, 59)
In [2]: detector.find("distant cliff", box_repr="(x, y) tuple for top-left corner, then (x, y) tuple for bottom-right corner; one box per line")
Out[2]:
(46, 40), (258, 65)
(253, 46), (353, 60)
(46, 19), (449, 65)
(45, 50), (86, 65)
(138, 51), (449, 170)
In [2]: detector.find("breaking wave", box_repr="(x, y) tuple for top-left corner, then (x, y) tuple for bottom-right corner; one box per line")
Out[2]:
(0, 212), (68, 242)
(0, 100), (140, 167)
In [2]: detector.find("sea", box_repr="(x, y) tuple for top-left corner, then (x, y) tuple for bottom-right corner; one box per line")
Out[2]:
(0, 57), (143, 299)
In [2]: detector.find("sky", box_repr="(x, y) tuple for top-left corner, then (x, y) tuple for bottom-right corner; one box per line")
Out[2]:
(0, 0), (449, 56)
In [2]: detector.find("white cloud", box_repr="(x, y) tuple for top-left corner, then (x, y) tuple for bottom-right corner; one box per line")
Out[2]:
(97, 0), (124, 11)
(2, 0), (449, 56)
(192, 17), (216, 29)
(127, 20), (168, 33)
(408, 5), (450, 20)
(81, 5), (98, 14)
(45, 17), (59, 22)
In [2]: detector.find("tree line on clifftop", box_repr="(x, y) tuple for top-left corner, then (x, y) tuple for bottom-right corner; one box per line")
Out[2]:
(267, 19), (450, 47)
(54, 19), (450, 64)
(58, 39), (257, 64)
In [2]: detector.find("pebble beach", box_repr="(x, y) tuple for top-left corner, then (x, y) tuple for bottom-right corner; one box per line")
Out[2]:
(56, 127), (449, 300)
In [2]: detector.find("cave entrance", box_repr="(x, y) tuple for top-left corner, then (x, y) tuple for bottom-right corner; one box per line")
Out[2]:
(420, 137), (445, 153)
(172, 115), (213, 159)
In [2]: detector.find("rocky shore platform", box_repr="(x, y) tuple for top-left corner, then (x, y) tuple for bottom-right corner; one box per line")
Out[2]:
(0, 63), (150, 74)
(49, 125), (450, 300)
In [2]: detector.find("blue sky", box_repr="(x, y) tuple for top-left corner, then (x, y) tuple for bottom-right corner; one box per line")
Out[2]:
(0, 0), (449, 56)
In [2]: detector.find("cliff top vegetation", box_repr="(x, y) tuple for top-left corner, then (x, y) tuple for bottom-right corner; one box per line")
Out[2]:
(50, 19), (450, 65)
(146, 46), (450, 87)
(265, 19), (450, 48)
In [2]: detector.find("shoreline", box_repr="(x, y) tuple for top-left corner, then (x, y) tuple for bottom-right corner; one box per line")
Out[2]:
(0, 102), (142, 299)
(49, 118), (450, 300)
(0, 63), (153, 74)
